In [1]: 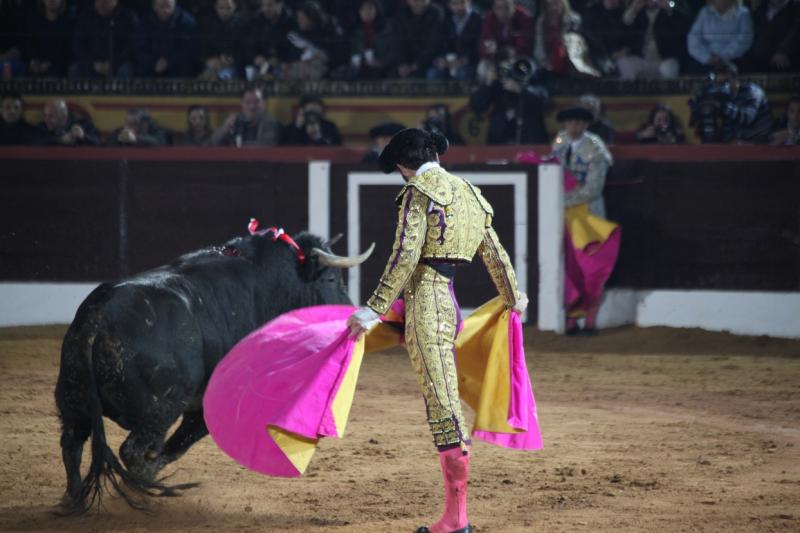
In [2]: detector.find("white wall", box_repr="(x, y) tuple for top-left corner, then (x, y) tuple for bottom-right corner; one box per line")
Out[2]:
(0, 283), (96, 327)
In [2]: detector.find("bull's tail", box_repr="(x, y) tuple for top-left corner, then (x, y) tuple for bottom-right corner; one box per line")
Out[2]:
(58, 314), (190, 515)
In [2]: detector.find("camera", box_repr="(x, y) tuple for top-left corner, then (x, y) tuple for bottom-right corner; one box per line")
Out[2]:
(499, 58), (538, 85)
(688, 78), (730, 143)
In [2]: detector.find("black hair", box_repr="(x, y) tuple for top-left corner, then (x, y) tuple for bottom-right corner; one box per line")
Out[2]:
(378, 128), (449, 174)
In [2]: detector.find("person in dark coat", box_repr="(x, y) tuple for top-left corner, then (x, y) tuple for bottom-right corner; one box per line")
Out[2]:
(197, 0), (244, 80)
(348, 0), (395, 79)
(33, 99), (101, 146)
(135, 0), (197, 77)
(618, 0), (693, 78)
(469, 58), (550, 144)
(0, 92), (35, 145)
(739, 0), (800, 73)
(108, 108), (170, 146)
(242, 0), (297, 79)
(70, 0), (139, 78)
(390, 0), (447, 78)
(427, 0), (483, 80)
(0, 0), (33, 78)
(24, 0), (77, 77)
(282, 95), (342, 145)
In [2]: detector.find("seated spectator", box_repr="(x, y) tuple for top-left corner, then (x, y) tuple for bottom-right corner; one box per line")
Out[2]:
(0, 92), (35, 145)
(0, 0), (31, 78)
(243, 0), (297, 80)
(108, 108), (170, 146)
(283, 1), (347, 80)
(619, 0), (693, 79)
(582, 0), (634, 77)
(478, 0), (535, 82)
(533, 0), (600, 77)
(391, 0), (447, 78)
(282, 95), (342, 145)
(578, 94), (615, 144)
(419, 103), (466, 145)
(197, 0), (244, 80)
(24, 0), (77, 77)
(175, 105), (213, 146)
(636, 103), (685, 143)
(135, 0), (197, 78)
(740, 0), (799, 73)
(428, 0), (483, 80)
(469, 57), (550, 144)
(688, 62), (771, 143)
(33, 99), (101, 146)
(770, 95), (800, 145)
(687, 0), (753, 73)
(362, 121), (405, 163)
(348, 0), (394, 79)
(70, 0), (138, 79)
(211, 87), (280, 146)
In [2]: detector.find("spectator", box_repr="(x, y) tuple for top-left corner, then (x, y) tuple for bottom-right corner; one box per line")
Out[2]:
(419, 103), (466, 145)
(0, 0), (31, 78)
(619, 0), (693, 79)
(175, 105), (213, 146)
(348, 0), (394, 79)
(770, 95), (800, 145)
(533, 0), (600, 77)
(283, 1), (347, 80)
(33, 99), (101, 146)
(70, 0), (138, 79)
(428, 0), (483, 80)
(477, 0), (534, 81)
(211, 87), (280, 146)
(740, 0), (800, 73)
(469, 57), (550, 144)
(362, 121), (405, 163)
(687, 0), (753, 73)
(197, 0), (244, 80)
(689, 61), (772, 143)
(282, 95), (342, 145)
(243, 0), (297, 80)
(135, 0), (197, 78)
(108, 108), (170, 146)
(636, 103), (685, 143)
(391, 0), (447, 78)
(24, 0), (77, 77)
(0, 92), (35, 145)
(582, 0), (634, 77)
(578, 94), (615, 144)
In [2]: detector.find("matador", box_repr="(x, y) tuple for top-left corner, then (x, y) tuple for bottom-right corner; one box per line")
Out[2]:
(347, 128), (528, 533)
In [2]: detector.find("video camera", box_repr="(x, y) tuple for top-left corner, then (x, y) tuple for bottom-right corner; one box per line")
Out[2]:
(498, 57), (538, 86)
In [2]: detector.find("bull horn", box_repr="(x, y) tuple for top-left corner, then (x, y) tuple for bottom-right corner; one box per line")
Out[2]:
(324, 233), (344, 248)
(311, 242), (375, 268)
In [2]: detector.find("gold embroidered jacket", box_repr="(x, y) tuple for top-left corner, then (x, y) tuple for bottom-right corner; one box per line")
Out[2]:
(366, 166), (521, 315)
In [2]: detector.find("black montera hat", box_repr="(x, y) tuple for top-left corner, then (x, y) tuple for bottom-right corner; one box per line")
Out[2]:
(556, 107), (594, 123)
(377, 127), (449, 174)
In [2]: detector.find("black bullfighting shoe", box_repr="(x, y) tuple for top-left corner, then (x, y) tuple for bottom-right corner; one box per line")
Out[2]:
(413, 525), (474, 533)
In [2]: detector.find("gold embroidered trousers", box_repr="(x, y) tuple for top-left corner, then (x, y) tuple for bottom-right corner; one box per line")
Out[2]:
(404, 264), (468, 450)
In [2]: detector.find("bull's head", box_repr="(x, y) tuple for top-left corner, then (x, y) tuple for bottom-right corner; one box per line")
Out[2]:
(296, 232), (375, 306)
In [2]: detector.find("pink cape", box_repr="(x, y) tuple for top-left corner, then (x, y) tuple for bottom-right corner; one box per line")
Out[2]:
(203, 298), (542, 477)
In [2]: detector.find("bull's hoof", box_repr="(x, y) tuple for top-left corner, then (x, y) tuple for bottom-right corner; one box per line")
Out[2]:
(413, 525), (474, 533)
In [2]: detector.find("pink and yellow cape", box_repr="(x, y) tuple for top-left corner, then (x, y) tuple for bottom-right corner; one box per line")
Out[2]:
(203, 297), (542, 477)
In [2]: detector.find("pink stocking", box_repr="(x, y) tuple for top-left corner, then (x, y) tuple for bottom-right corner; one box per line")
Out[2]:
(429, 447), (470, 533)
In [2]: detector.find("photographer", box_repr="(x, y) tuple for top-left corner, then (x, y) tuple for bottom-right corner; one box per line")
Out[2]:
(636, 103), (685, 144)
(282, 95), (342, 145)
(689, 61), (772, 143)
(211, 87), (280, 147)
(468, 57), (549, 144)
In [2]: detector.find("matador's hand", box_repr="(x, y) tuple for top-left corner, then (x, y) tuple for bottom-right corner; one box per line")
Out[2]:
(512, 292), (529, 314)
(347, 307), (380, 339)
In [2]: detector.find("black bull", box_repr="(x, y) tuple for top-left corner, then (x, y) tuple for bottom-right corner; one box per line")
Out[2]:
(54, 231), (373, 513)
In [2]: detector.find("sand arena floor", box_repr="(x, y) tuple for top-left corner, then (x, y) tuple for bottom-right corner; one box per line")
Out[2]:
(0, 324), (798, 532)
